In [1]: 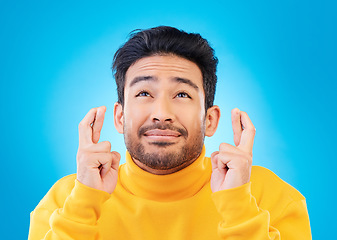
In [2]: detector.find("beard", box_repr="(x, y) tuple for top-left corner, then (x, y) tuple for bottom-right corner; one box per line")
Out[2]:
(124, 122), (205, 171)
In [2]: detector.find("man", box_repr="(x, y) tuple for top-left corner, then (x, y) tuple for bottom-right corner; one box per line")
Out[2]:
(29, 26), (311, 239)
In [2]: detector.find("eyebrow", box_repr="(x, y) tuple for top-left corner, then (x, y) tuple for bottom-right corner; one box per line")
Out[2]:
(129, 76), (158, 87)
(129, 75), (199, 90)
(172, 77), (199, 90)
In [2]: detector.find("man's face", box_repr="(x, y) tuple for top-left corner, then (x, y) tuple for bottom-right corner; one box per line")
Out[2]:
(117, 55), (207, 173)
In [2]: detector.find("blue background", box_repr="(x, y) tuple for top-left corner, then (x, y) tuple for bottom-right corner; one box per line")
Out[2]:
(1, 0), (336, 238)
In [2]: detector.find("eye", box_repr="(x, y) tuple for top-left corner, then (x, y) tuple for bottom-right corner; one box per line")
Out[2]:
(136, 90), (151, 97)
(176, 92), (191, 98)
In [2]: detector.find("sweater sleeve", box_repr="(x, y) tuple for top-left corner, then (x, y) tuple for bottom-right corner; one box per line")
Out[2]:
(211, 182), (311, 240)
(28, 179), (110, 240)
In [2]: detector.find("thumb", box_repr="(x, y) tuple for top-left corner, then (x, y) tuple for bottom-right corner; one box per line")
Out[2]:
(110, 151), (121, 171)
(211, 151), (219, 170)
(100, 151), (121, 178)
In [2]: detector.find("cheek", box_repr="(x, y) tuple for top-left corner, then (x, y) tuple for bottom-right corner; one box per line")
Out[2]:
(176, 104), (205, 133)
(123, 103), (148, 132)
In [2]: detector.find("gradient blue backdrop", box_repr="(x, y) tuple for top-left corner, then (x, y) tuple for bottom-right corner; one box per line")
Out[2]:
(1, 0), (336, 239)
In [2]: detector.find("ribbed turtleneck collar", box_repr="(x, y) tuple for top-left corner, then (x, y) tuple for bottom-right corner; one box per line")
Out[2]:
(118, 145), (212, 202)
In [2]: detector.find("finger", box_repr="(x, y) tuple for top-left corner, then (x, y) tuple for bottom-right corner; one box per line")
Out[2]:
(77, 152), (112, 168)
(92, 106), (107, 144)
(238, 111), (256, 153)
(86, 141), (111, 153)
(211, 151), (219, 159)
(217, 151), (247, 169)
(216, 151), (232, 167)
(231, 108), (242, 146)
(219, 142), (242, 155)
(98, 152), (114, 177)
(217, 156), (228, 175)
(212, 151), (229, 175)
(78, 108), (99, 146)
(100, 151), (121, 177)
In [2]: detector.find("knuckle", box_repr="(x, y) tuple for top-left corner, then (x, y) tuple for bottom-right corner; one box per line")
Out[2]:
(248, 127), (256, 134)
(247, 128), (256, 135)
(109, 152), (116, 160)
(78, 121), (86, 129)
(245, 153), (253, 164)
(241, 149), (252, 158)
(100, 141), (111, 151)
(237, 152), (252, 165)
(244, 125), (256, 135)
(219, 142), (228, 151)
(76, 151), (89, 163)
(240, 158), (250, 168)
(106, 141), (112, 148)
(79, 144), (91, 152)
(111, 151), (121, 160)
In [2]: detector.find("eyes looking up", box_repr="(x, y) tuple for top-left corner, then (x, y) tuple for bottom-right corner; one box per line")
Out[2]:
(135, 90), (192, 99)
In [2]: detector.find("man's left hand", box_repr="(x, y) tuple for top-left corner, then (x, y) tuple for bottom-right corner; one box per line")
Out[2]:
(210, 108), (256, 192)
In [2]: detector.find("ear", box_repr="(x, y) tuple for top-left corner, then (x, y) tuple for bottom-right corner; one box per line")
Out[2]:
(205, 105), (220, 137)
(114, 102), (124, 134)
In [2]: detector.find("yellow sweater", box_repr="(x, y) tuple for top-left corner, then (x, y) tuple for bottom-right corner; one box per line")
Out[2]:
(29, 147), (311, 239)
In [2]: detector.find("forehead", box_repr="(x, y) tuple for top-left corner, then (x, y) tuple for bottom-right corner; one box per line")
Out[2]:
(125, 55), (203, 87)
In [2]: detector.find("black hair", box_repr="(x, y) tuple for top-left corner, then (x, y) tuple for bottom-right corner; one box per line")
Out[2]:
(112, 26), (218, 111)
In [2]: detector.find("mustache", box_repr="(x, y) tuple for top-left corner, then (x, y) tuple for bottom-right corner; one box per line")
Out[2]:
(138, 123), (188, 138)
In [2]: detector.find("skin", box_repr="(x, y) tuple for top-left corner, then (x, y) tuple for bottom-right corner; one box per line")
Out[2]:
(114, 55), (218, 175)
(76, 55), (256, 194)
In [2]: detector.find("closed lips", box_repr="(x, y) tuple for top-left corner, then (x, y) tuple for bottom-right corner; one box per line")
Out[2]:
(144, 129), (181, 137)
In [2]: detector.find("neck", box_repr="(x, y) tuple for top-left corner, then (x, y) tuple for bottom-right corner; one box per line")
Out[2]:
(118, 145), (212, 201)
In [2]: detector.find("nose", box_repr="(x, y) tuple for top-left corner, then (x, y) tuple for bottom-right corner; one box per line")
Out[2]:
(151, 96), (174, 123)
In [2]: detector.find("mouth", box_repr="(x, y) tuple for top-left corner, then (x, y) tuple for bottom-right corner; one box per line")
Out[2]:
(143, 129), (181, 141)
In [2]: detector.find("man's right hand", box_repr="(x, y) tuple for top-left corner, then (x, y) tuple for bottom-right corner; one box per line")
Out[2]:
(76, 106), (121, 194)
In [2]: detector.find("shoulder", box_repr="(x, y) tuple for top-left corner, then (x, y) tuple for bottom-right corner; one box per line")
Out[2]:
(51, 174), (77, 193)
(251, 166), (305, 202)
(250, 166), (308, 223)
(36, 174), (77, 210)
